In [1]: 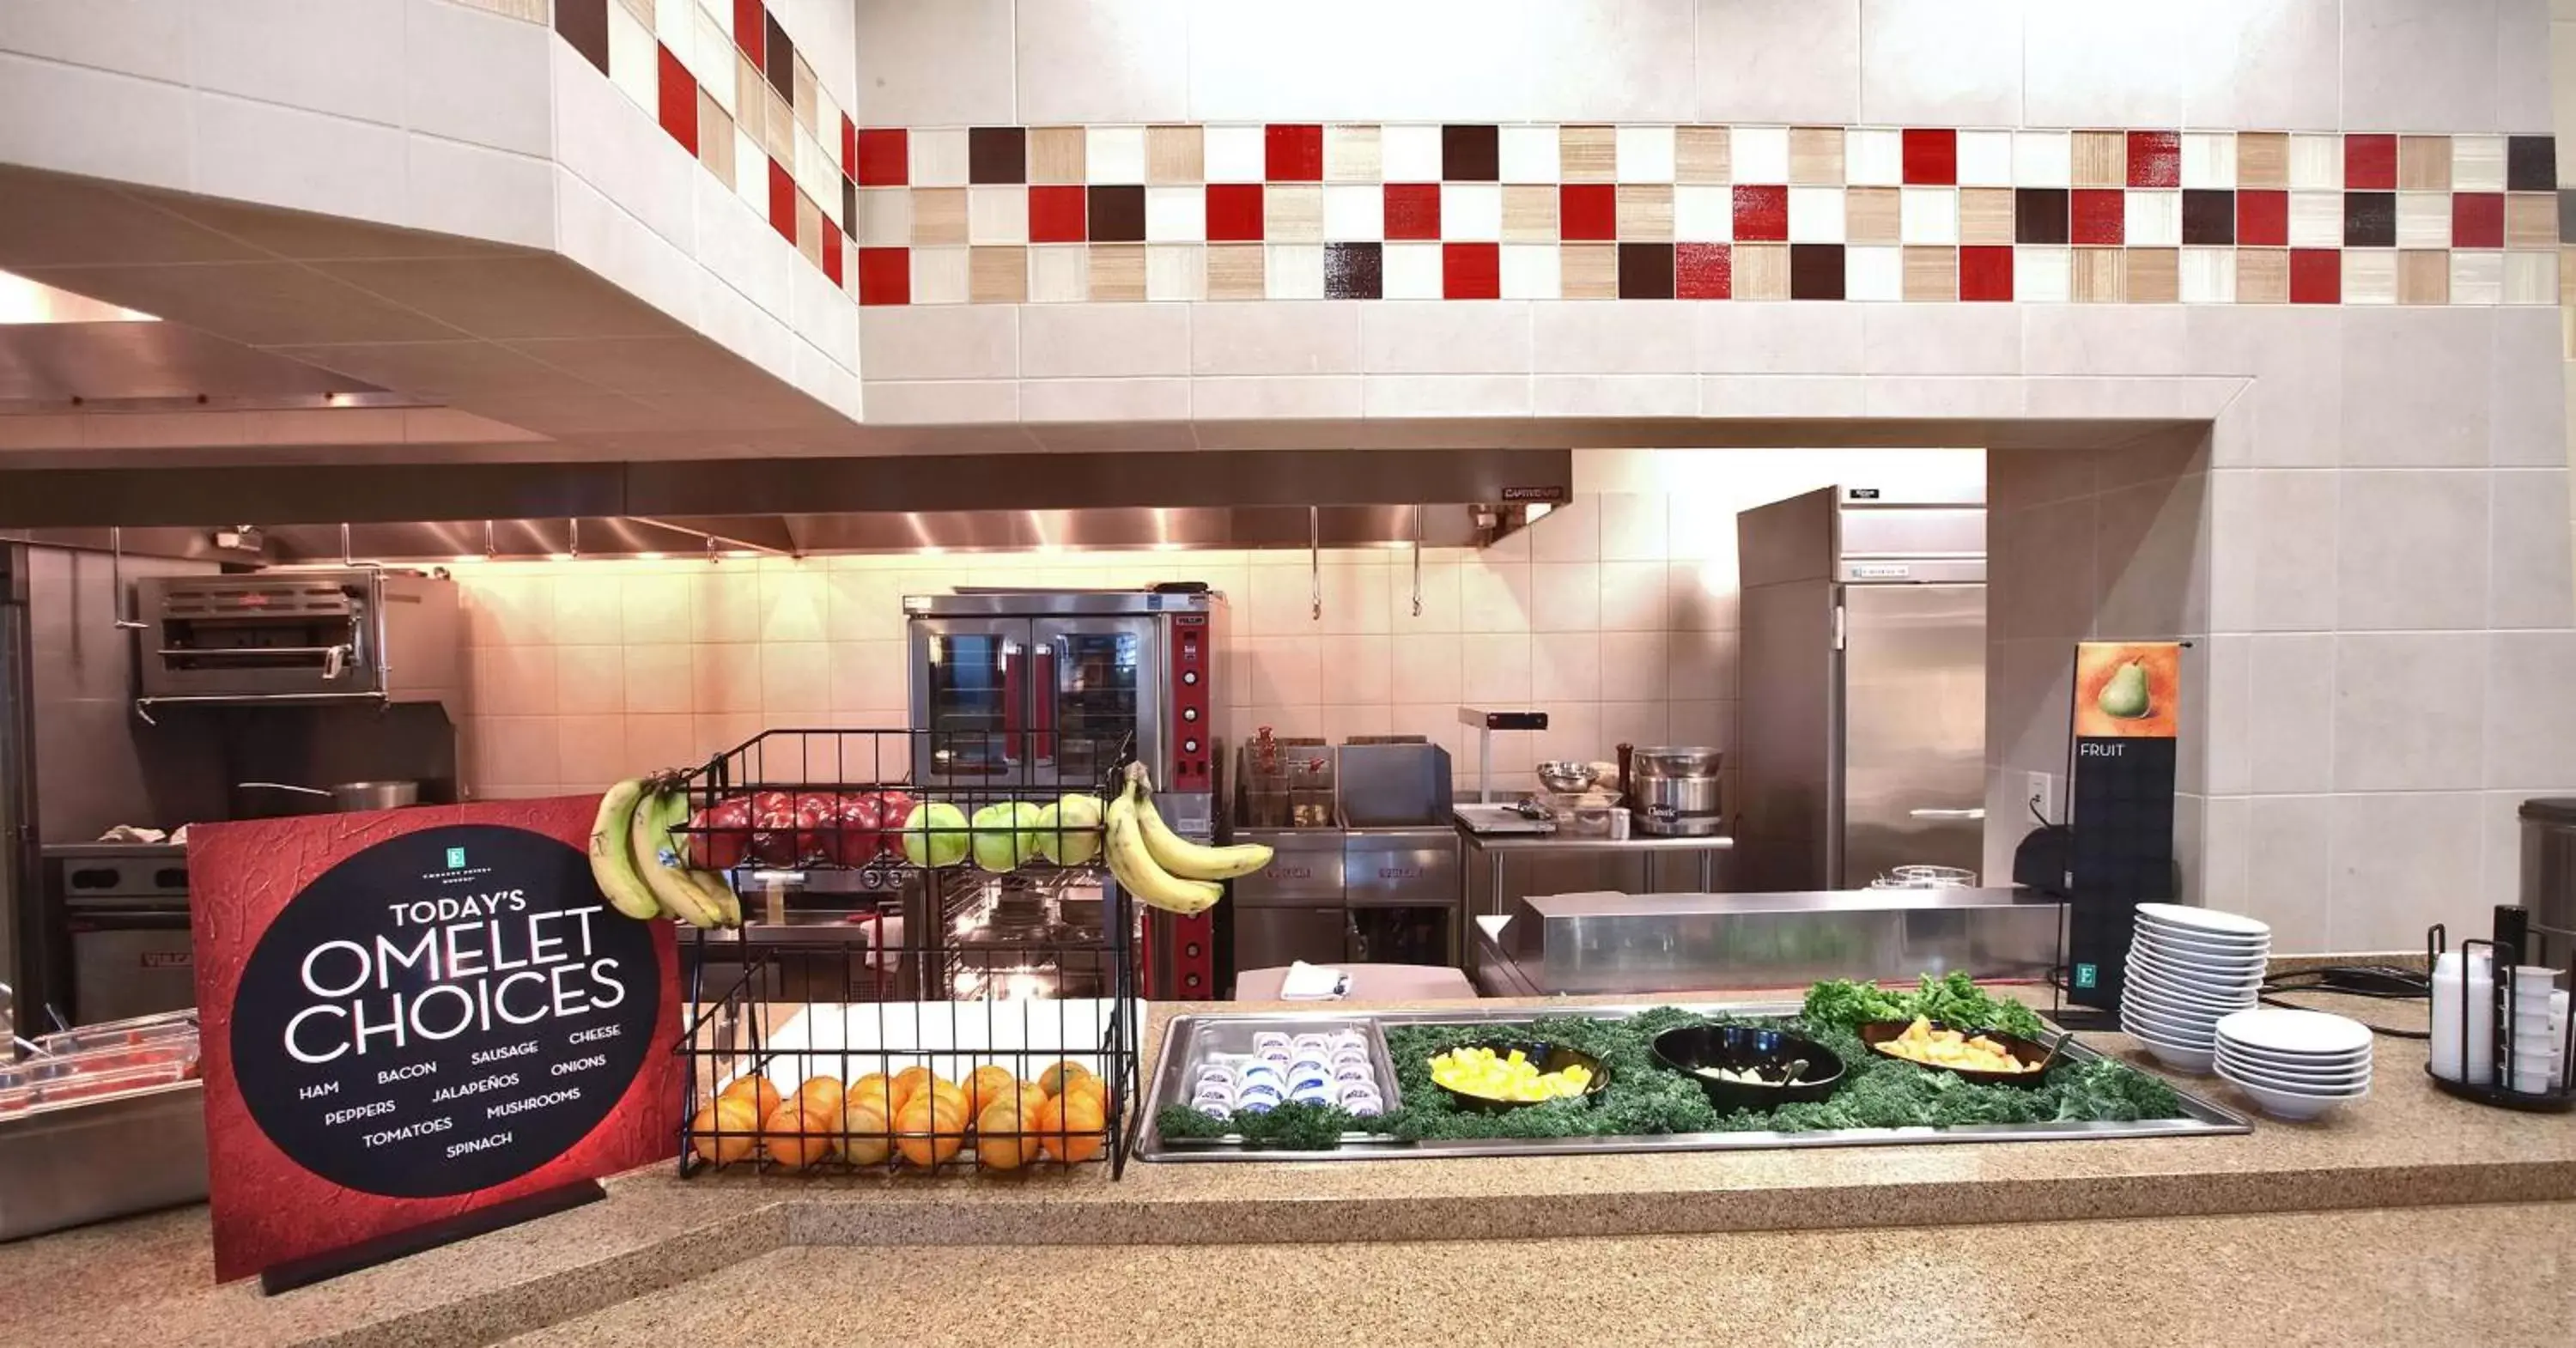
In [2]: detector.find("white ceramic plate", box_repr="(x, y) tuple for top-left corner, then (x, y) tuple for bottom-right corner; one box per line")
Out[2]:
(2215, 1053), (2372, 1089)
(2214, 1007), (2372, 1057)
(2136, 902), (2272, 938)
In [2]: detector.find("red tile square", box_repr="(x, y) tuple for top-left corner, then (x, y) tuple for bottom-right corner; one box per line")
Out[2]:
(733, 0), (764, 60)
(1560, 184), (1616, 240)
(2289, 247), (2340, 303)
(820, 225), (843, 286)
(1384, 184), (1441, 240)
(1902, 129), (1956, 185)
(2126, 131), (2181, 188)
(1443, 242), (1499, 299)
(2343, 133), (2397, 191)
(841, 114), (856, 179)
(855, 246), (908, 305)
(1266, 124), (1322, 181)
(1675, 242), (1731, 299)
(654, 44), (696, 156)
(1028, 185), (1088, 242)
(1206, 184), (1265, 241)
(766, 158), (795, 241)
(1733, 185), (1788, 241)
(854, 129), (908, 186)
(1959, 245), (2014, 301)
(2453, 191), (2506, 248)
(2070, 188), (2125, 245)
(2237, 189), (2288, 246)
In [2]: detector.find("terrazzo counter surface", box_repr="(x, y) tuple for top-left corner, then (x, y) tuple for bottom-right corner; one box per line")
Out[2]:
(6, 988), (2569, 1346)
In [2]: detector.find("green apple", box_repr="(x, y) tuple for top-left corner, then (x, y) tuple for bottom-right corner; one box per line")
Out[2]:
(969, 800), (1046, 871)
(1035, 793), (1104, 866)
(901, 801), (970, 868)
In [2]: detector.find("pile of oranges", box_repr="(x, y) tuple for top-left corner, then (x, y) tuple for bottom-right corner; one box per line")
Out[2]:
(689, 1060), (1109, 1173)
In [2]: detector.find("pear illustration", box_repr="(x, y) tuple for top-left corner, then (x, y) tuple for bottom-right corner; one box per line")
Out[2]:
(2097, 659), (2152, 720)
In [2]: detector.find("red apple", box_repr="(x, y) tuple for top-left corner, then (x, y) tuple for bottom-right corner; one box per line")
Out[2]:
(833, 791), (887, 865)
(749, 790), (797, 865)
(687, 795), (754, 869)
(792, 791), (840, 864)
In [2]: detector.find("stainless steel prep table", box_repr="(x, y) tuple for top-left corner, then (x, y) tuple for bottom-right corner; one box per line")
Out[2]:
(1458, 828), (1736, 920)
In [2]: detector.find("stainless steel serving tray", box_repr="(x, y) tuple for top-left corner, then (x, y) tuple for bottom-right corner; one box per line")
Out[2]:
(1136, 1001), (2252, 1163)
(1151, 1011), (1406, 1151)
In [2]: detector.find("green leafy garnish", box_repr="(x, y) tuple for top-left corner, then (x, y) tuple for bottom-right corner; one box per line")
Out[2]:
(1802, 972), (2048, 1040)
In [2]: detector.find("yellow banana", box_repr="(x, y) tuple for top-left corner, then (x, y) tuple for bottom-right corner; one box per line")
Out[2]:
(690, 867), (743, 927)
(1104, 794), (1220, 914)
(633, 788), (724, 928)
(1132, 787), (1273, 881)
(587, 779), (663, 921)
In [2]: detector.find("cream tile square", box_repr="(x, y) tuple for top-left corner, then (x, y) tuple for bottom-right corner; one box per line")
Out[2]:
(2179, 247), (2234, 303)
(1145, 244), (1204, 301)
(2071, 247), (2123, 302)
(856, 187), (910, 247)
(910, 127), (969, 187)
(2451, 249), (2504, 304)
(2015, 131), (2071, 188)
(1382, 124), (1442, 182)
(1323, 184), (1383, 241)
(1499, 125), (1560, 183)
(1264, 184), (1322, 242)
(2071, 131), (2124, 188)
(2342, 249), (2397, 305)
(1205, 125), (1266, 183)
(1382, 242), (1443, 299)
(1616, 184), (1674, 241)
(1029, 245), (1087, 302)
(732, 126), (766, 210)
(2181, 132), (2234, 189)
(2453, 135), (2506, 191)
(1674, 185), (1733, 241)
(1787, 185), (1844, 243)
(1146, 124), (1202, 184)
(1086, 125), (1145, 184)
(2287, 191), (2342, 248)
(1732, 244), (1789, 300)
(2287, 134), (2341, 190)
(1325, 124), (1381, 182)
(1674, 126), (1729, 184)
(1560, 125), (1617, 182)
(2016, 245), (2071, 302)
(605, 1), (655, 112)
(1733, 126), (1789, 184)
(967, 185), (1026, 245)
(1789, 126), (1844, 185)
(1845, 245), (1901, 301)
(1899, 186), (1957, 245)
(2505, 250), (2559, 304)
(2125, 190), (2180, 247)
(2395, 192), (2451, 250)
(1267, 244), (1324, 299)
(1956, 131), (2013, 187)
(690, 3), (733, 109)
(1844, 127), (1902, 185)
(1443, 183), (1504, 241)
(1146, 185), (1204, 241)
(1500, 243), (1560, 299)
(910, 246), (968, 305)
(1616, 125), (1676, 183)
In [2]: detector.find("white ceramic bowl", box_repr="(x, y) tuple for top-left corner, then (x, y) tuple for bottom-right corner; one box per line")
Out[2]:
(2221, 1072), (2365, 1120)
(2215, 1052), (2372, 1089)
(2124, 956), (2263, 994)
(2131, 926), (2272, 959)
(2213, 1007), (2372, 1058)
(2122, 978), (2256, 1019)
(2136, 902), (2272, 938)
(2125, 1029), (2218, 1074)
(2215, 1038), (2372, 1074)
(2122, 1003), (2221, 1043)
(2127, 936), (2269, 969)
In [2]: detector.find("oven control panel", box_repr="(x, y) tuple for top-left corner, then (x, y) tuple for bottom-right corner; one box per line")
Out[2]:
(1168, 612), (1212, 792)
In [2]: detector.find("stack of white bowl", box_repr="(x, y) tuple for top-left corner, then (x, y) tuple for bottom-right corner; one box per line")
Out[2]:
(2506, 967), (2566, 1094)
(2120, 902), (2271, 1074)
(2215, 1007), (2372, 1120)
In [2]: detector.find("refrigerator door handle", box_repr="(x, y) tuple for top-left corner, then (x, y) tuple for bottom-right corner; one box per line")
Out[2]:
(1907, 807), (1987, 820)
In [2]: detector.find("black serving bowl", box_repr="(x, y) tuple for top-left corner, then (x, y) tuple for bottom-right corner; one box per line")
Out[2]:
(1857, 1020), (2060, 1088)
(1429, 1041), (1611, 1114)
(1650, 1024), (1846, 1112)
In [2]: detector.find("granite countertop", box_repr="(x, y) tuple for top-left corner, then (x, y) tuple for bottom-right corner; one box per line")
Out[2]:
(6, 986), (2570, 1347)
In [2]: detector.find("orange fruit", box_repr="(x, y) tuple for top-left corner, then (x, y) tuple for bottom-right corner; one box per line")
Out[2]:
(762, 1097), (836, 1170)
(889, 1066), (938, 1114)
(839, 1098), (894, 1166)
(965, 1065), (1018, 1117)
(893, 1091), (968, 1169)
(847, 1072), (898, 1117)
(719, 1074), (781, 1118)
(1059, 1076), (1109, 1115)
(794, 1074), (844, 1117)
(1036, 1090), (1106, 1164)
(975, 1098), (1041, 1170)
(1037, 1060), (1093, 1098)
(690, 1096), (761, 1165)
(927, 1079), (971, 1124)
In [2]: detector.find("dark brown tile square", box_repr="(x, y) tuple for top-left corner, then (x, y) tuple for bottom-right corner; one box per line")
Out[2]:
(1323, 242), (1382, 299)
(763, 11), (793, 99)
(2015, 188), (2069, 245)
(1789, 243), (1844, 300)
(842, 176), (858, 239)
(2181, 189), (2233, 246)
(2507, 135), (2556, 192)
(2343, 191), (2395, 247)
(555, 0), (608, 76)
(1617, 243), (1675, 298)
(968, 127), (1026, 185)
(1086, 185), (1145, 242)
(1442, 124), (1499, 181)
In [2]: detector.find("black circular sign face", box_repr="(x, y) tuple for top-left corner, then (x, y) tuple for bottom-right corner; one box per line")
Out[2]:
(230, 825), (659, 1199)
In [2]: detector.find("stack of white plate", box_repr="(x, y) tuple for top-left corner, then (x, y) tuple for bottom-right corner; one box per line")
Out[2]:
(2215, 1007), (2372, 1120)
(2119, 902), (2271, 1074)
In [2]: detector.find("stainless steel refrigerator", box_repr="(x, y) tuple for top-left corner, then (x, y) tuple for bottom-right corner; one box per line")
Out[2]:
(1735, 486), (1986, 893)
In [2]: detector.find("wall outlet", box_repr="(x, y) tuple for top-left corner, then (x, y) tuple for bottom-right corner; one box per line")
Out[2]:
(2024, 771), (2057, 824)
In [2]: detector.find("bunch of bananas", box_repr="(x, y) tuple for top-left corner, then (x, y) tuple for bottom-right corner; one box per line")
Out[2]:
(590, 774), (744, 928)
(1103, 762), (1273, 914)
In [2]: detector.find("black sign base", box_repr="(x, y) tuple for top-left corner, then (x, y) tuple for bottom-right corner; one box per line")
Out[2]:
(257, 1179), (605, 1296)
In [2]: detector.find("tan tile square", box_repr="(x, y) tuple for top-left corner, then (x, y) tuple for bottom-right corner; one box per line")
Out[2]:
(2072, 131), (2126, 188)
(1845, 187), (1900, 244)
(697, 91), (735, 185)
(761, 85), (794, 164)
(1560, 125), (1616, 183)
(969, 246), (1028, 302)
(1325, 124), (1381, 182)
(2397, 136), (2451, 191)
(1503, 185), (1558, 241)
(911, 187), (967, 246)
(2236, 132), (2288, 190)
(1958, 187), (2015, 246)
(1264, 184), (1322, 242)
(2564, 248), (2576, 308)
(1560, 243), (1618, 297)
(2125, 247), (2178, 302)
(2506, 193), (2556, 250)
(1206, 243), (1265, 299)
(1902, 246), (1957, 301)
(2072, 246), (2125, 301)
(1734, 242), (1789, 300)
(796, 195), (823, 267)
(793, 55), (818, 136)
(2237, 247), (2288, 303)
(1675, 126), (1730, 184)
(1616, 184), (1674, 241)
(1789, 127), (1844, 185)
(1147, 125), (1202, 184)
(1029, 127), (1086, 184)
(1088, 244), (1146, 301)
(614, 0), (647, 25)
(2397, 249), (2448, 305)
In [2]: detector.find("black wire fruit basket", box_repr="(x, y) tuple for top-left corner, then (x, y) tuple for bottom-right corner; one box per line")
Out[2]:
(671, 727), (1143, 1178)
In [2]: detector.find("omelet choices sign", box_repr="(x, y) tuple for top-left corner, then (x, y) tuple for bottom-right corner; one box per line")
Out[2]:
(190, 797), (680, 1287)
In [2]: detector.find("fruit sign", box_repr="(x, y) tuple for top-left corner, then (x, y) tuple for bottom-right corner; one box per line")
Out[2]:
(189, 797), (680, 1285)
(2063, 641), (2184, 1012)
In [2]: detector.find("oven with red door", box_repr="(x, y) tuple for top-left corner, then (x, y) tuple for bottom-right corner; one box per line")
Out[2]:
(905, 587), (1229, 999)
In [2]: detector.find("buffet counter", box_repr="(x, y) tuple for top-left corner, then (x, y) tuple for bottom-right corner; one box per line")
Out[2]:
(7, 989), (2573, 1347)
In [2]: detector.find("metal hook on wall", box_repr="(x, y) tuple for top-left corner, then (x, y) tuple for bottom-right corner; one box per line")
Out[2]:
(1308, 506), (1322, 622)
(107, 527), (146, 630)
(1410, 507), (1425, 618)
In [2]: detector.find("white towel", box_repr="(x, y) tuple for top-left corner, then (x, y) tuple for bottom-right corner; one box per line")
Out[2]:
(1279, 961), (1348, 1000)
